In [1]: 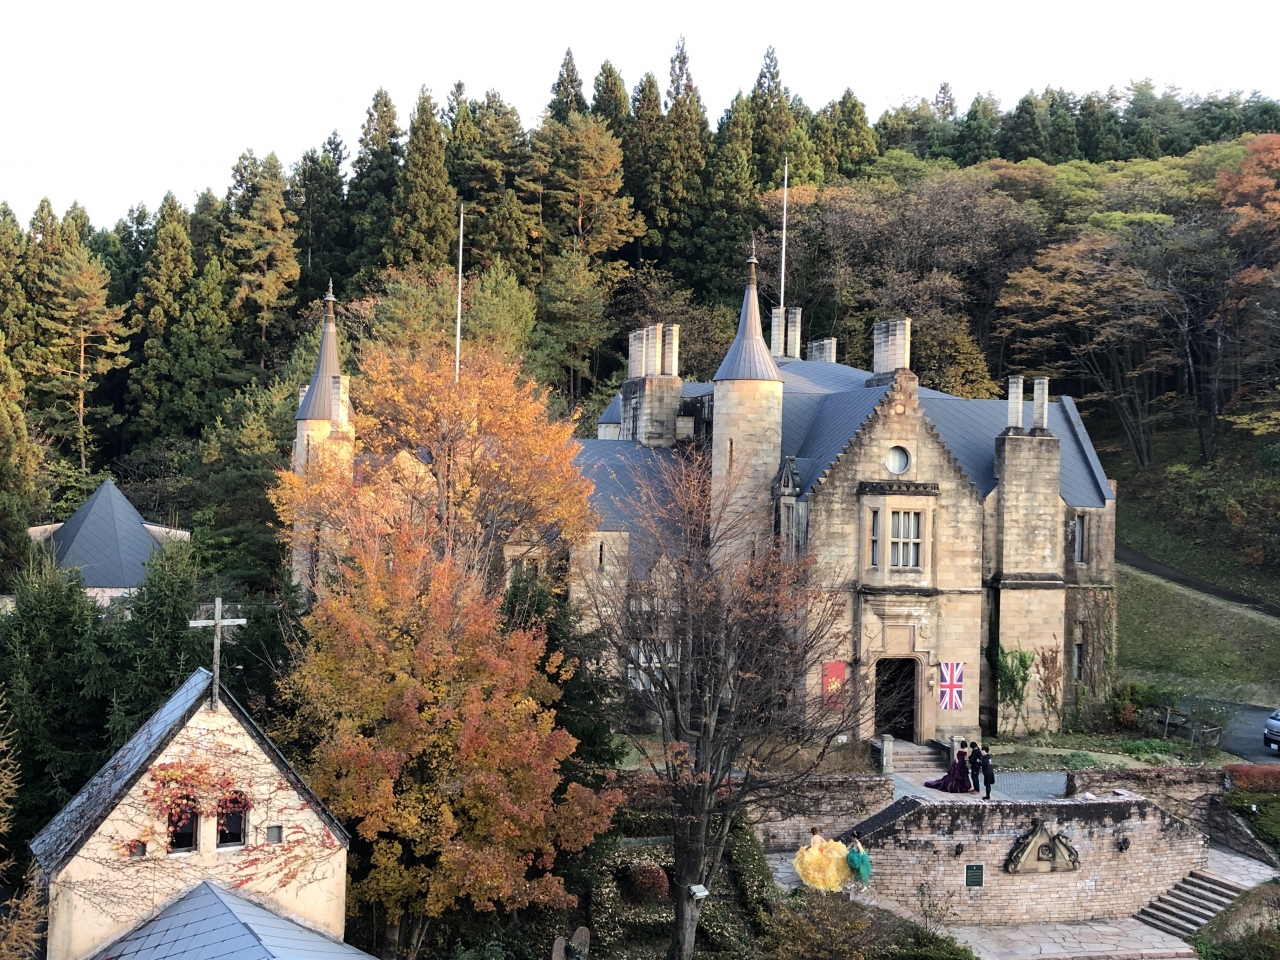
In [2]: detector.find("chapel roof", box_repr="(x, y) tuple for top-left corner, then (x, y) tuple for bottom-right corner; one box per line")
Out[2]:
(713, 259), (782, 383)
(296, 285), (341, 422)
(44, 479), (186, 590)
(29, 668), (348, 877)
(90, 881), (375, 960)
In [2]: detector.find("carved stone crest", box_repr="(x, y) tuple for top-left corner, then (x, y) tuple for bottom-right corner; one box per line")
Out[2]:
(1005, 819), (1080, 874)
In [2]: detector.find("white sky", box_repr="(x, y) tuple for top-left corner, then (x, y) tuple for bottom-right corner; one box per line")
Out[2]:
(3, 0), (1276, 227)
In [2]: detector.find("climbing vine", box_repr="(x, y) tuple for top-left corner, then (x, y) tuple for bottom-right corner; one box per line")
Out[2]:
(996, 645), (1036, 736)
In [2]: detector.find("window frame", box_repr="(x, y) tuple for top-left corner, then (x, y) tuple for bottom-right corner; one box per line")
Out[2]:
(167, 797), (199, 855)
(217, 791), (250, 849)
(889, 510), (923, 569)
(1074, 515), (1086, 563)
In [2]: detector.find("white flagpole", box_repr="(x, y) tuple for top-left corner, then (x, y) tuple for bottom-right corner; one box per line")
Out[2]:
(455, 203), (464, 384)
(780, 155), (789, 313)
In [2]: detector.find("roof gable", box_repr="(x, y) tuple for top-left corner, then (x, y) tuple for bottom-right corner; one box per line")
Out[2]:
(30, 669), (347, 876)
(51, 479), (166, 589)
(92, 882), (374, 960)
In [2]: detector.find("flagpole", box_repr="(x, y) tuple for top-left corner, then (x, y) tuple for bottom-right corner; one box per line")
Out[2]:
(779, 155), (788, 314)
(455, 203), (464, 384)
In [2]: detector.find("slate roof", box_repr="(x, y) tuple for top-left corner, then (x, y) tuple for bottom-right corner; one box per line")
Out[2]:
(575, 440), (680, 533)
(49, 479), (176, 589)
(29, 669), (348, 878)
(91, 882), (374, 960)
(296, 309), (341, 422)
(598, 381), (714, 426)
(592, 354), (1114, 509)
(713, 264), (782, 382)
(836, 795), (929, 845)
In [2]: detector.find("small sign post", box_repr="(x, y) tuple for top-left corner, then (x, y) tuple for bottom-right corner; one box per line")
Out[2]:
(965, 864), (984, 888)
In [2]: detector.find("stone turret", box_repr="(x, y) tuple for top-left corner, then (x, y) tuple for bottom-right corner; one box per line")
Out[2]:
(712, 258), (783, 560)
(293, 282), (352, 475)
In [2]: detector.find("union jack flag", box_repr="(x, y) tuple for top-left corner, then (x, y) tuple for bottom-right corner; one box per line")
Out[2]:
(939, 662), (964, 710)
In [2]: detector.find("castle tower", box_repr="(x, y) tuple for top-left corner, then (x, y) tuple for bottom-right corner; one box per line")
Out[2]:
(712, 257), (783, 561)
(292, 282), (352, 593)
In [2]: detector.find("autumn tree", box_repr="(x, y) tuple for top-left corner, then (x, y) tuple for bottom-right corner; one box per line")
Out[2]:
(576, 450), (862, 960)
(0, 697), (42, 960)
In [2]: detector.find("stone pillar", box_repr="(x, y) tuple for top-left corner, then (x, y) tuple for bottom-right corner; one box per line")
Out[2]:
(880, 734), (895, 775)
(785, 307), (802, 358)
(770, 308), (784, 358)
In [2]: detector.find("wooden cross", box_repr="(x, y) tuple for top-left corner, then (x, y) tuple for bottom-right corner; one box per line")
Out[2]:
(189, 597), (247, 710)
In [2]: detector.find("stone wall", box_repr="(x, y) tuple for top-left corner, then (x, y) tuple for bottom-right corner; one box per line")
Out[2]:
(751, 775), (895, 852)
(852, 795), (1206, 924)
(1066, 768), (1279, 866)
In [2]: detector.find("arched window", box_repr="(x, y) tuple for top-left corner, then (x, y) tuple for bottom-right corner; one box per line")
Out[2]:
(218, 791), (250, 848)
(168, 796), (198, 853)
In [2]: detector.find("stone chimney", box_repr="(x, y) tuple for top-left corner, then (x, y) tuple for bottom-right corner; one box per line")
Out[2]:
(806, 338), (838, 362)
(785, 308), (801, 359)
(622, 323), (683, 447)
(1006, 375), (1024, 431)
(1033, 377), (1050, 432)
(770, 308), (784, 359)
(866, 318), (912, 386)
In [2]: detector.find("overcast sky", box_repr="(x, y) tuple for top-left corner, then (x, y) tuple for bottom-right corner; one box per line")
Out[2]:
(3, 0), (1276, 227)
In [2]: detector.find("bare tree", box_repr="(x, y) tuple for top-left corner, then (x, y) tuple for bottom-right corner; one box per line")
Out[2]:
(0, 698), (43, 960)
(578, 450), (872, 960)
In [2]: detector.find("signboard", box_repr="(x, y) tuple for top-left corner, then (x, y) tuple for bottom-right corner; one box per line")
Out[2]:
(965, 864), (984, 887)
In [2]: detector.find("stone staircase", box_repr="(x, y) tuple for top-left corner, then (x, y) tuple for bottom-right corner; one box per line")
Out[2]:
(886, 741), (949, 775)
(1136, 869), (1248, 940)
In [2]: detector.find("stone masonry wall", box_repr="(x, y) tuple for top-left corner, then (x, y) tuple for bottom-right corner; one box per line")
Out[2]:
(859, 797), (1206, 924)
(750, 775), (895, 852)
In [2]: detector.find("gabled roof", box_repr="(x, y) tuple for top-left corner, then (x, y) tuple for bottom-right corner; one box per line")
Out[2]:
(575, 440), (680, 533)
(49, 479), (174, 589)
(30, 669), (348, 877)
(713, 261), (782, 383)
(92, 882), (374, 960)
(296, 292), (341, 422)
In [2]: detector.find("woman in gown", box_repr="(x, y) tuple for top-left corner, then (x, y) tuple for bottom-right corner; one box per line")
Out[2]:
(845, 831), (871, 894)
(793, 827), (852, 892)
(924, 748), (972, 792)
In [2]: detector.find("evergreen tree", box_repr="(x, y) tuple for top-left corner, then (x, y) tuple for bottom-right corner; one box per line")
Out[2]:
(1077, 91), (1124, 162)
(1132, 123), (1161, 159)
(535, 112), (644, 262)
(622, 72), (665, 251)
(88, 204), (152, 307)
(288, 133), (348, 305)
(13, 199), (75, 379)
(189, 189), (225, 270)
(0, 207), (27, 357)
(812, 89), (878, 179)
(466, 258), (537, 357)
(62, 203), (92, 247)
(591, 60), (630, 135)
(0, 331), (38, 577)
(998, 92), (1049, 162)
(547, 48), (588, 123)
(686, 95), (758, 304)
(223, 151), (300, 368)
(345, 89), (405, 290)
(1047, 94), (1080, 163)
(0, 555), (111, 847)
(31, 244), (131, 469)
(445, 82), (482, 195)
(748, 47), (821, 188)
(660, 38), (711, 269)
(388, 88), (459, 272)
(531, 249), (607, 400)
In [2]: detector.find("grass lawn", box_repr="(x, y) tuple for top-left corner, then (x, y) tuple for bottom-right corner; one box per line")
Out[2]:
(1118, 565), (1280, 700)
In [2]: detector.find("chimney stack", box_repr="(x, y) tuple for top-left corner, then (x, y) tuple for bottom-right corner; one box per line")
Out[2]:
(662, 324), (680, 377)
(806, 338), (838, 362)
(770, 308), (784, 358)
(872, 318), (911, 374)
(1007, 375), (1024, 431)
(785, 308), (802, 359)
(1033, 377), (1050, 431)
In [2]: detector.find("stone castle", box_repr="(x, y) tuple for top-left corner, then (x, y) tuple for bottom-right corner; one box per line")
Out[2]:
(292, 261), (1117, 744)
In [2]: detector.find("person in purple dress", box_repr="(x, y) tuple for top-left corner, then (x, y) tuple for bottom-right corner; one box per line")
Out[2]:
(924, 748), (972, 792)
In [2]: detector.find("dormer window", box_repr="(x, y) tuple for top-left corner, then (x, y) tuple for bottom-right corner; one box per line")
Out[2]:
(218, 791), (249, 848)
(168, 797), (198, 853)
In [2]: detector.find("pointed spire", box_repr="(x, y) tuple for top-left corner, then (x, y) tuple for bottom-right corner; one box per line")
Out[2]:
(296, 291), (342, 421)
(713, 256), (783, 382)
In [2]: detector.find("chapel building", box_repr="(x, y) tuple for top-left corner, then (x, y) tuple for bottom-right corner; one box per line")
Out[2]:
(575, 258), (1117, 743)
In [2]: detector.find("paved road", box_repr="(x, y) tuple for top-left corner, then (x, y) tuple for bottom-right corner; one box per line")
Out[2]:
(1220, 701), (1280, 764)
(1117, 541), (1280, 617)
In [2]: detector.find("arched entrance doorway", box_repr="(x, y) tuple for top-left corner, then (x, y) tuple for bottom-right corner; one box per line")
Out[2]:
(875, 658), (917, 743)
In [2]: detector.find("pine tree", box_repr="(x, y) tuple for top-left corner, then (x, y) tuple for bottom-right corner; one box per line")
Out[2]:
(88, 204), (152, 307)
(61, 203), (92, 247)
(445, 82), (482, 197)
(288, 133), (348, 305)
(536, 112), (644, 262)
(998, 92), (1050, 162)
(1077, 92), (1124, 162)
(0, 331), (38, 577)
(748, 47), (821, 188)
(0, 207), (27, 358)
(1047, 96), (1080, 163)
(661, 38), (711, 270)
(812, 89), (878, 179)
(189, 189), (225, 270)
(1132, 123), (1161, 159)
(466, 258), (537, 357)
(548, 48), (588, 123)
(591, 61), (630, 135)
(31, 245), (131, 469)
(13, 199), (74, 379)
(388, 88), (459, 272)
(686, 95), (758, 304)
(223, 151), (301, 368)
(346, 89), (405, 290)
(622, 72), (664, 251)
(531, 249), (608, 399)
(956, 96), (1000, 167)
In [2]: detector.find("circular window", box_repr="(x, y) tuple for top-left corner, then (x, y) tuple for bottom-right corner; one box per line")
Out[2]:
(885, 446), (910, 475)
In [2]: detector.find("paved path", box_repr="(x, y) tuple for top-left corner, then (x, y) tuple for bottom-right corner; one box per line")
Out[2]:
(892, 771), (1067, 803)
(1215, 701), (1280, 764)
(949, 918), (1195, 959)
(1117, 542), (1280, 619)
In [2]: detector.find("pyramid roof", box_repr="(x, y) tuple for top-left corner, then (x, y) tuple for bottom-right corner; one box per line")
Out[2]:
(50, 479), (170, 589)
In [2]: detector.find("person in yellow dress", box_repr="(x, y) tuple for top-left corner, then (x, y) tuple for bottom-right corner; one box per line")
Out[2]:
(793, 827), (852, 892)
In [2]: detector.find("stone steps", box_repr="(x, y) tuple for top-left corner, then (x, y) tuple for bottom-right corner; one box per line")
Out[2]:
(884, 744), (949, 774)
(1136, 869), (1247, 940)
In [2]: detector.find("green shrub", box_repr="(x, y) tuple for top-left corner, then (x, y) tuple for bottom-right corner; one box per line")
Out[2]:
(1062, 751), (1100, 770)
(1192, 926), (1280, 960)
(1225, 792), (1280, 851)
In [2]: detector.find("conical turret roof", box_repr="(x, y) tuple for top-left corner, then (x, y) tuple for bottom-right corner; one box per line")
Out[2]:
(713, 258), (782, 382)
(296, 282), (341, 421)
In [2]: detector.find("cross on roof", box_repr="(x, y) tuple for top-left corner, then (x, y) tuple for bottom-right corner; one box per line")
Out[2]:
(188, 597), (247, 710)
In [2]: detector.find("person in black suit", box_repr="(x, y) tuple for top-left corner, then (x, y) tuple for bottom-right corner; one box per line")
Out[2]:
(981, 746), (995, 800)
(967, 741), (982, 793)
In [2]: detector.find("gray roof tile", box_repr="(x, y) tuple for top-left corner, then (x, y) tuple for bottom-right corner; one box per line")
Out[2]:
(296, 317), (341, 421)
(575, 440), (679, 534)
(51, 479), (171, 589)
(92, 883), (375, 960)
(713, 271), (782, 382)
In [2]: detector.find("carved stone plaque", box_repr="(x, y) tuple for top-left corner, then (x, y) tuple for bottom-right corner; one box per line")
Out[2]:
(1005, 819), (1080, 874)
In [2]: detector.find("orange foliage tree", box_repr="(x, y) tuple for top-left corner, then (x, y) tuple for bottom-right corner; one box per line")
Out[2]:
(272, 346), (617, 959)
(1219, 133), (1280, 318)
